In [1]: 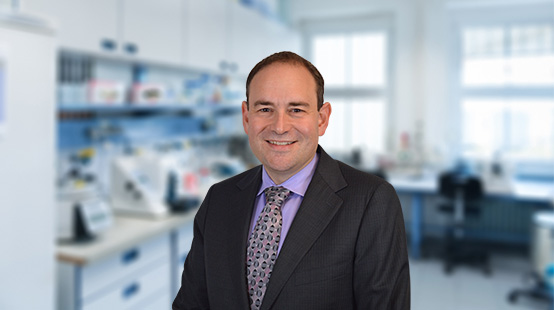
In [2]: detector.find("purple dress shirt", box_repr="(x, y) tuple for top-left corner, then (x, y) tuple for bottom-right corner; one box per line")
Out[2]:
(248, 153), (319, 256)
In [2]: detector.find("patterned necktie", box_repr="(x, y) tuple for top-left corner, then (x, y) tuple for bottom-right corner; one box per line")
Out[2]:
(246, 186), (291, 310)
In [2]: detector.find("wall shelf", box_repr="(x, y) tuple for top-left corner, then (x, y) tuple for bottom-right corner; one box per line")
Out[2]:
(58, 103), (241, 120)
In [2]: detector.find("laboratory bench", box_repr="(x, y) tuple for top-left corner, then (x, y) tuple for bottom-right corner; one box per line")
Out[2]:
(388, 173), (554, 260)
(56, 211), (196, 310)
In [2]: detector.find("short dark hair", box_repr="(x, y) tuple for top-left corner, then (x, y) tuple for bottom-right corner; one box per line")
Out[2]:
(245, 51), (324, 110)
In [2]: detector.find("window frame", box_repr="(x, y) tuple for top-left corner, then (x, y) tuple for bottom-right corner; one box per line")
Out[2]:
(448, 1), (554, 161)
(300, 14), (395, 153)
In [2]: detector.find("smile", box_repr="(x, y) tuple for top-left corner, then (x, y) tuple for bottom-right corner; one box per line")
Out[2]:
(267, 140), (295, 146)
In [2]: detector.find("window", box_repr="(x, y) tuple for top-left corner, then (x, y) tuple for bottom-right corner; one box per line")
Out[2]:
(458, 22), (554, 160)
(308, 30), (389, 154)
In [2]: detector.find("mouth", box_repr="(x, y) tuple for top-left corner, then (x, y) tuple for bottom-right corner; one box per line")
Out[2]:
(267, 140), (295, 146)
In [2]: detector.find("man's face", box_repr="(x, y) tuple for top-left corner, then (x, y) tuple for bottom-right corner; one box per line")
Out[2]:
(242, 62), (331, 184)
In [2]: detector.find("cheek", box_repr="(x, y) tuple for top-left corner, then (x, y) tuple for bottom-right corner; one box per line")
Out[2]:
(249, 120), (268, 135)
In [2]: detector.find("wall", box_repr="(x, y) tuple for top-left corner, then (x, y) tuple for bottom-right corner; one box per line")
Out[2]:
(0, 21), (56, 309)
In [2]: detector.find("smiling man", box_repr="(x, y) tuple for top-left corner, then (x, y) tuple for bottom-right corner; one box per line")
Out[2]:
(173, 52), (410, 310)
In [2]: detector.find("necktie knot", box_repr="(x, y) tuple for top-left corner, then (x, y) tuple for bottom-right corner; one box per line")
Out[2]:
(264, 186), (291, 205)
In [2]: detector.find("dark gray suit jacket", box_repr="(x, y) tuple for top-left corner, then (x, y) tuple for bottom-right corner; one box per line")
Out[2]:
(173, 146), (410, 309)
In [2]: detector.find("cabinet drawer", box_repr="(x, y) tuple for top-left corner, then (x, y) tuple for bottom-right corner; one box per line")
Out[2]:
(82, 259), (170, 310)
(140, 291), (172, 310)
(177, 222), (194, 256)
(81, 233), (170, 299)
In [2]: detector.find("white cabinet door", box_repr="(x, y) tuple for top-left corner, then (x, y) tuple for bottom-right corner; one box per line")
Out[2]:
(184, 0), (229, 72)
(228, 4), (267, 76)
(265, 22), (302, 57)
(121, 0), (183, 65)
(82, 259), (170, 310)
(26, 0), (118, 53)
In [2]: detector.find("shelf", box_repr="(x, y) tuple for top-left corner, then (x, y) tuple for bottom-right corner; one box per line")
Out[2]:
(58, 103), (241, 118)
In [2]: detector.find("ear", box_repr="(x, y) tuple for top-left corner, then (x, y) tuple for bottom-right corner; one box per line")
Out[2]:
(318, 102), (331, 136)
(242, 101), (249, 135)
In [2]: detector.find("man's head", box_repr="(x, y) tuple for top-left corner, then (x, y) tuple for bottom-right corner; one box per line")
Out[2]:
(242, 52), (331, 184)
(245, 51), (325, 111)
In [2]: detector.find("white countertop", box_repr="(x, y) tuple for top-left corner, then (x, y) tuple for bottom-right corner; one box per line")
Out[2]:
(389, 174), (554, 203)
(57, 209), (197, 266)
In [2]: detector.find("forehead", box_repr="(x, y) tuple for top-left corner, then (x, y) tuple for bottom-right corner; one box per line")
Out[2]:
(249, 62), (317, 103)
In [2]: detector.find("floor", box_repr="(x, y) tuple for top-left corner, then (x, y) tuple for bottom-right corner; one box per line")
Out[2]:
(410, 254), (552, 310)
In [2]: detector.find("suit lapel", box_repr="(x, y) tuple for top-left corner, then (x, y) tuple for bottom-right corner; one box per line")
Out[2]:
(224, 166), (262, 309)
(260, 147), (347, 310)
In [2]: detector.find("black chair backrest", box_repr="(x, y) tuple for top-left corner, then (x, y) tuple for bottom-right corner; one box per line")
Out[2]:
(463, 177), (483, 201)
(439, 172), (483, 201)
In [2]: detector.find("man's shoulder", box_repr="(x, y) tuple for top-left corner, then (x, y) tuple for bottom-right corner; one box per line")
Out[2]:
(325, 159), (399, 210)
(210, 165), (262, 191)
(316, 147), (392, 194)
(334, 160), (385, 183)
(329, 159), (394, 194)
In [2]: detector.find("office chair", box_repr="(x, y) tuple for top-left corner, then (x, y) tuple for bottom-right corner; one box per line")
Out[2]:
(437, 172), (491, 275)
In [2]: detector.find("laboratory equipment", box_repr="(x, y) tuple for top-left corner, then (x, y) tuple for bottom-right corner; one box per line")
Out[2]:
(110, 147), (202, 217)
(56, 147), (113, 241)
(57, 193), (113, 242)
(110, 154), (170, 218)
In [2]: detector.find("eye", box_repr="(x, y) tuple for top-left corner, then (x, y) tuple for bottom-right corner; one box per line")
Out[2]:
(291, 108), (304, 113)
(258, 108), (271, 113)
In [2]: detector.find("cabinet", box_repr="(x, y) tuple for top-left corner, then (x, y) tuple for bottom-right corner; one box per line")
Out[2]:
(228, 3), (266, 76)
(26, 0), (118, 54)
(265, 21), (302, 57)
(58, 234), (172, 310)
(184, 0), (301, 76)
(121, 0), (183, 64)
(184, 0), (229, 72)
(27, 0), (184, 65)
(27, 0), (301, 74)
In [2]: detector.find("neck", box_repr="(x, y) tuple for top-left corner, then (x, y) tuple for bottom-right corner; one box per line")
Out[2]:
(266, 171), (292, 185)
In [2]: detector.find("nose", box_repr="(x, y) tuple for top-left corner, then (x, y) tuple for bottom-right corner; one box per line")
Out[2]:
(271, 111), (291, 134)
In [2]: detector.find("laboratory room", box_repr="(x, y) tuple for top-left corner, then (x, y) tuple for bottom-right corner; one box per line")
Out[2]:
(1, 0), (554, 309)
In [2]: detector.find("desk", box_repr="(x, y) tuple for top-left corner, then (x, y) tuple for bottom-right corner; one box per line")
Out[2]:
(389, 176), (437, 260)
(56, 211), (197, 309)
(389, 175), (554, 259)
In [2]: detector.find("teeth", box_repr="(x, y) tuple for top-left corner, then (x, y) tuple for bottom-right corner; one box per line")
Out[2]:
(269, 141), (293, 146)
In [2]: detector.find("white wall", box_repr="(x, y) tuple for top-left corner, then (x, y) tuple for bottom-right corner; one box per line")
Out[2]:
(0, 20), (56, 309)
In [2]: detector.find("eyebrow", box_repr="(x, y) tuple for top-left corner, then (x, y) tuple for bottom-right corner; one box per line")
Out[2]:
(252, 101), (311, 107)
(289, 102), (310, 108)
(252, 101), (273, 107)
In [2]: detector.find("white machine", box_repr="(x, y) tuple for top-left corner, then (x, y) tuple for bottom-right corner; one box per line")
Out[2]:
(110, 153), (171, 218)
(110, 148), (202, 217)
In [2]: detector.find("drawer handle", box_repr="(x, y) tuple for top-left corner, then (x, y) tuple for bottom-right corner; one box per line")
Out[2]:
(122, 248), (140, 264)
(125, 43), (138, 54)
(100, 39), (117, 51)
(122, 282), (140, 299)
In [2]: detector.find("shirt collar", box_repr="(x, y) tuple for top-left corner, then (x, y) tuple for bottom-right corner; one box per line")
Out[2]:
(257, 153), (319, 197)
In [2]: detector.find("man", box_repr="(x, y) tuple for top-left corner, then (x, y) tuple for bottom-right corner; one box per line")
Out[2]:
(173, 51), (410, 310)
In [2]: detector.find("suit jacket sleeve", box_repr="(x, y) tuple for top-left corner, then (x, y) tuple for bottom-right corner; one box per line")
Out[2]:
(353, 181), (410, 309)
(173, 186), (213, 310)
